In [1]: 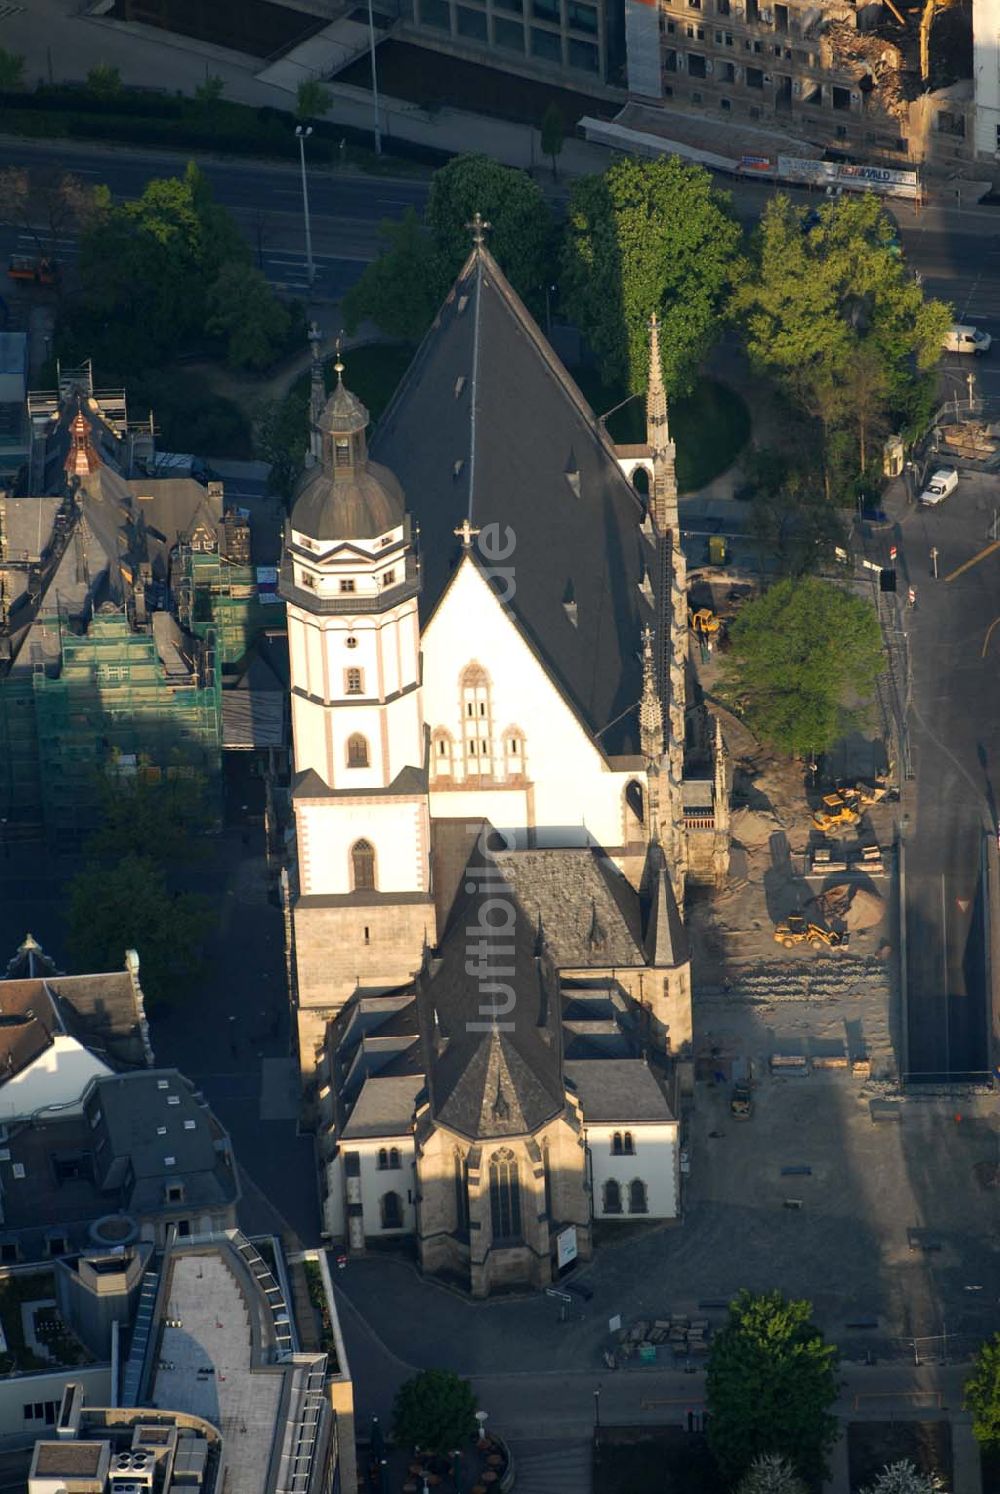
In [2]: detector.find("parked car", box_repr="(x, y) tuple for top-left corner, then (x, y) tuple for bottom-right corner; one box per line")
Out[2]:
(942, 324), (992, 356)
(919, 466), (959, 506)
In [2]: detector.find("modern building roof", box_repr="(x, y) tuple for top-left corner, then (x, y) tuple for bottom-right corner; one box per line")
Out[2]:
(564, 1057), (674, 1123)
(0, 1070), (237, 1257)
(371, 241), (653, 756)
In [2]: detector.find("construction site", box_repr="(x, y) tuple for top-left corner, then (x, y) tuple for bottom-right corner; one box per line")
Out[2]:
(0, 364), (287, 847)
(625, 0), (975, 174)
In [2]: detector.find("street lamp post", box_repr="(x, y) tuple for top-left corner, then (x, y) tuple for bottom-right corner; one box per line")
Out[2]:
(366, 0), (383, 155)
(295, 125), (315, 287)
(593, 1385), (601, 1447)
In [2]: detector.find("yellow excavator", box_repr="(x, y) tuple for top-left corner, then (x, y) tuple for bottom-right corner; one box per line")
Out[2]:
(689, 607), (721, 636)
(812, 791), (861, 834)
(774, 914), (846, 949)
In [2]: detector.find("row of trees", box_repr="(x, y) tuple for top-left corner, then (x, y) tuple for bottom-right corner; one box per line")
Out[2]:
(0, 160), (301, 375)
(389, 1306), (1000, 1488)
(347, 152), (950, 511)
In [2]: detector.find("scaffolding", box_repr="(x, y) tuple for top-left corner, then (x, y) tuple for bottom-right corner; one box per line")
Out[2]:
(30, 610), (223, 846)
(176, 545), (285, 668)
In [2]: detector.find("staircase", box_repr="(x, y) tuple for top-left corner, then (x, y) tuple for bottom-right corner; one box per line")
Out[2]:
(506, 1439), (593, 1494)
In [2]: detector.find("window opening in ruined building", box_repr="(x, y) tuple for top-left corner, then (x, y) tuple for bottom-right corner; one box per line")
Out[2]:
(489, 1148), (522, 1240)
(689, 52), (706, 76)
(832, 84), (850, 109)
(747, 66), (763, 86)
(351, 839), (376, 891)
(721, 96), (732, 108)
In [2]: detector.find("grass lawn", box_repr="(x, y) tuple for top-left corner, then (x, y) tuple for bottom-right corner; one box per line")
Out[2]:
(569, 368), (750, 494)
(593, 1429), (726, 1494)
(847, 1420), (952, 1490)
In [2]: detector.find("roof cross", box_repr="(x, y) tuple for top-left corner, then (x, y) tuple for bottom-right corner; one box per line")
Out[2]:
(466, 211), (492, 246)
(454, 516), (481, 549)
(333, 331), (345, 379)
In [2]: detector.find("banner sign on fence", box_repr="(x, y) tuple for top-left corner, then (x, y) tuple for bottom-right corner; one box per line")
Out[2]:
(776, 155), (920, 199)
(739, 154), (774, 172)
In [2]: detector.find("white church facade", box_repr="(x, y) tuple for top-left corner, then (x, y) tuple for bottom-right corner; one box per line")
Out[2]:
(280, 232), (728, 1295)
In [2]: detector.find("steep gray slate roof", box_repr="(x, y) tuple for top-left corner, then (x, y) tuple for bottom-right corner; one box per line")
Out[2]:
(371, 243), (654, 757)
(421, 847), (566, 1142)
(492, 847), (646, 968)
(565, 1058), (674, 1123)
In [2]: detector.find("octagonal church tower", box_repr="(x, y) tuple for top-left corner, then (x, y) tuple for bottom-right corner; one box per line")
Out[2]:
(280, 352), (434, 1075)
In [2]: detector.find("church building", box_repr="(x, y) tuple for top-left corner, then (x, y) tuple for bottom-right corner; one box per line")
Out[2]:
(280, 225), (729, 1294)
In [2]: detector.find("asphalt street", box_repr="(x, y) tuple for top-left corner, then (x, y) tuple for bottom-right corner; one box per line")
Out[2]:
(892, 471), (1000, 1080)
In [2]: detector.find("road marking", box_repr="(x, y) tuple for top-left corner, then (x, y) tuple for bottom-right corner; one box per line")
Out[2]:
(982, 616), (1000, 657)
(944, 539), (1000, 582)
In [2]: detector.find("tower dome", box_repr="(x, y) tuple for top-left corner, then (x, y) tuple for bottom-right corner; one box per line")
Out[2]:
(291, 352), (405, 543)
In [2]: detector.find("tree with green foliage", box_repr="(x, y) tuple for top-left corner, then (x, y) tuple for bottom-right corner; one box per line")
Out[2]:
(743, 446), (845, 577)
(540, 102), (565, 180)
(74, 161), (249, 370)
(207, 262), (292, 370)
(392, 1369), (478, 1456)
(736, 1453), (808, 1494)
(735, 193), (951, 493)
(966, 1332), (1000, 1451)
(425, 153), (554, 310)
(0, 47), (25, 91)
(719, 577), (883, 757)
(254, 391), (309, 505)
(860, 1463), (946, 1494)
(296, 79), (332, 121)
(86, 773), (213, 864)
(561, 154), (742, 396)
(195, 73), (225, 108)
(69, 855), (212, 1009)
(343, 208), (443, 342)
(86, 62), (123, 98)
(706, 1290), (839, 1485)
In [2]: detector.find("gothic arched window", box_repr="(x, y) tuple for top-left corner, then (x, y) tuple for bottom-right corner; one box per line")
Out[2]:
(612, 1132), (623, 1156)
(629, 1179), (648, 1215)
(388, 1147), (400, 1170)
(432, 728), (454, 781)
(502, 726), (526, 780)
(380, 1191), (402, 1229)
(347, 733), (369, 768)
(603, 1179), (622, 1215)
(623, 1132), (635, 1156)
(351, 839), (376, 892)
(624, 780), (645, 844)
(488, 1147), (521, 1241)
(377, 1147), (388, 1170)
(461, 662), (493, 779)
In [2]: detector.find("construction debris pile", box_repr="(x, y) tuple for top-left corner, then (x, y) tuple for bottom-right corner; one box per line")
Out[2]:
(939, 421), (1000, 460)
(820, 20), (911, 120)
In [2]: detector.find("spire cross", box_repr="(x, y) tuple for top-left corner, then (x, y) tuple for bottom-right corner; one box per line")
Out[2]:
(454, 516), (481, 549)
(466, 211), (491, 247)
(334, 330), (345, 380)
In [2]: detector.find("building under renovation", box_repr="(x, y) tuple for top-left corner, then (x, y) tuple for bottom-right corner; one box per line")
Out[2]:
(622, 0), (973, 170)
(0, 365), (284, 846)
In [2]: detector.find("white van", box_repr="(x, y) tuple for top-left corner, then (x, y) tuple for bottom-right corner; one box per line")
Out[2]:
(942, 324), (992, 356)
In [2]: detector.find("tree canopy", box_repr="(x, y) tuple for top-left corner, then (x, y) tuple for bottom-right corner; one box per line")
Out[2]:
(68, 854), (212, 1010)
(719, 576), (884, 756)
(966, 1332), (1000, 1450)
(391, 1369), (478, 1456)
(68, 162), (288, 375)
(540, 103), (565, 180)
(735, 194), (951, 490)
(0, 48), (25, 90)
(207, 262), (294, 370)
(860, 1462), (947, 1494)
(343, 208), (443, 342)
(426, 153), (554, 309)
(561, 154), (742, 396)
(85, 774), (213, 864)
(706, 1289), (839, 1484)
(736, 1452), (808, 1494)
